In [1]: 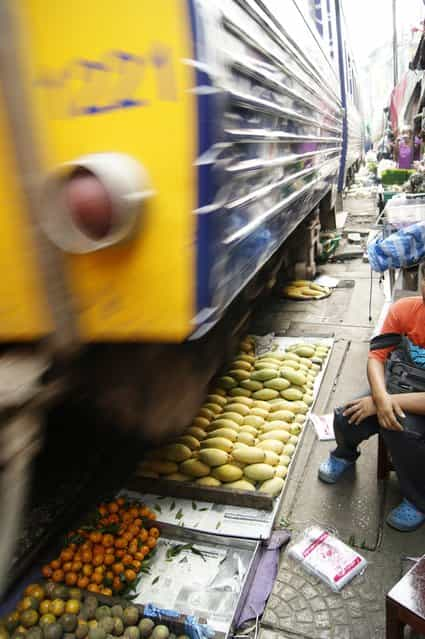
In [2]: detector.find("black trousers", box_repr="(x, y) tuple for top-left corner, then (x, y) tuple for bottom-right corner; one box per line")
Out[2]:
(333, 401), (425, 513)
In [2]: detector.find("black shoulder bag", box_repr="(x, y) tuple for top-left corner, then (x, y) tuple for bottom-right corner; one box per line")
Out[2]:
(370, 333), (425, 394)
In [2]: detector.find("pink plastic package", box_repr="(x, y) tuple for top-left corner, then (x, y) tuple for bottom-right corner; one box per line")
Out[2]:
(288, 526), (367, 592)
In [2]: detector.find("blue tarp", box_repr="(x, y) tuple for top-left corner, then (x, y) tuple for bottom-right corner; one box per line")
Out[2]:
(368, 222), (425, 272)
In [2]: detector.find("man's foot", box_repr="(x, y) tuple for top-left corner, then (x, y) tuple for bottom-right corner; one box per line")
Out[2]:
(318, 454), (355, 484)
(386, 499), (425, 532)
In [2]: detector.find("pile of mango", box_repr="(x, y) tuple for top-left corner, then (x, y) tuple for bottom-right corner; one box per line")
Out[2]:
(282, 280), (331, 300)
(137, 339), (330, 498)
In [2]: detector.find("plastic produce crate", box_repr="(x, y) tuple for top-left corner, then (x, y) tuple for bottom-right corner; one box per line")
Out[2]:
(381, 169), (414, 186)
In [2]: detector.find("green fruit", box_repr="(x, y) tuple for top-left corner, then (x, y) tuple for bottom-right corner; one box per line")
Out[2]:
(251, 368), (277, 381)
(97, 622), (113, 636)
(49, 601), (65, 619)
(51, 588), (69, 603)
(109, 609), (123, 622)
(124, 629), (140, 639)
(75, 622), (88, 639)
(281, 388), (303, 401)
(26, 629), (43, 639)
(228, 386), (252, 397)
(295, 346), (315, 358)
(67, 591), (82, 603)
(20, 612), (39, 630)
(111, 619), (124, 637)
(252, 389), (279, 401)
(19, 598), (40, 613)
(88, 630), (105, 639)
(151, 627), (169, 639)
(40, 616), (56, 628)
(87, 623), (97, 631)
(206, 427), (237, 441)
(77, 609), (88, 624)
(83, 604), (97, 623)
(161, 444), (192, 463)
(43, 623), (63, 639)
(217, 376), (237, 389)
(94, 610), (110, 623)
(280, 368), (307, 387)
(264, 378), (290, 391)
(60, 616), (78, 633)
(63, 634), (75, 639)
(122, 608), (139, 628)
(4, 613), (19, 633)
(138, 620), (154, 639)
(240, 379), (263, 392)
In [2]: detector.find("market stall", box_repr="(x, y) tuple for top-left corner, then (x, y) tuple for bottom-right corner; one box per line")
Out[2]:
(0, 336), (333, 639)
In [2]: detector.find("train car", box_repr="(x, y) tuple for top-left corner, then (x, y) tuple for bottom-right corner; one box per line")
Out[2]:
(334, 4), (364, 189)
(0, 0), (348, 594)
(306, 0), (364, 190)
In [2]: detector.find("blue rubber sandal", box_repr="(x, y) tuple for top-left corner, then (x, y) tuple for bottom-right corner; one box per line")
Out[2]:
(386, 499), (425, 532)
(318, 454), (355, 484)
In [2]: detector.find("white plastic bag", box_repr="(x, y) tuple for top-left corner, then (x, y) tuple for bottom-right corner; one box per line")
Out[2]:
(288, 526), (367, 591)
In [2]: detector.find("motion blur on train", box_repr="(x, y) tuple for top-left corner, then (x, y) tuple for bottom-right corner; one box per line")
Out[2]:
(0, 0), (363, 594)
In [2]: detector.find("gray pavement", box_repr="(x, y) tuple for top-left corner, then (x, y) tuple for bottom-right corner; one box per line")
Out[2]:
(250, 220), (424, 637)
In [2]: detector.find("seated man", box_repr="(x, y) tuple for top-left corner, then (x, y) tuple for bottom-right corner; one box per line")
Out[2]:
(318, 269), (425, 532)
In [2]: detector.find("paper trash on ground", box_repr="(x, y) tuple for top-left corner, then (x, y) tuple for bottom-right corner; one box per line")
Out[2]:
(289, 526), (367, 591)
(309, 413), (335, 440)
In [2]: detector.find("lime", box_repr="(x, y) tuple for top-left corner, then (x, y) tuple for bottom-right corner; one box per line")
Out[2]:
(19, 611), (39, 629)
(49, 601), (65, 618)
(40, 614), (56, 628)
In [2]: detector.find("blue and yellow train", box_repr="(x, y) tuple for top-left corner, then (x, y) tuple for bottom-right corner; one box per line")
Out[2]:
(0, 0), (364, 593)
(1, 0), (362, 345)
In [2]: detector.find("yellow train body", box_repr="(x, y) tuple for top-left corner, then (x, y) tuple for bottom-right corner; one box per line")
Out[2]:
(1, 1), (197, 342)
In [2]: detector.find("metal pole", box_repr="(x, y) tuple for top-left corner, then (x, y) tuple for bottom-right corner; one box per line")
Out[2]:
(392, 0), (398, 86)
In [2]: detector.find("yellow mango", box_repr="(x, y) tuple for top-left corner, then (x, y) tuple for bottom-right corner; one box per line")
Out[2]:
(212, 464), (243, 483)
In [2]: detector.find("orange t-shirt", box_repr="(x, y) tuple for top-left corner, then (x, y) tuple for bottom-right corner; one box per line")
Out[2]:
(369, 296), (425, 362)
(369, 297), (425, 362)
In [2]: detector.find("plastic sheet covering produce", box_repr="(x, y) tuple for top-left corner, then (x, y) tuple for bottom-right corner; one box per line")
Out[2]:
(368, 221), (425, 271)
(133, 534), (253, 634)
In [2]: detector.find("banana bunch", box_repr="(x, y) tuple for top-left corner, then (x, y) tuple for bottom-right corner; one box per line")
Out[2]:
(136, 339), (330, 500)
(282, 280), (330, 300)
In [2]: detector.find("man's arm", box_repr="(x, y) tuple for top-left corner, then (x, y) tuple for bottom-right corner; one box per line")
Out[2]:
(389, 392), (425, 414)
(367, 358), (404, 430)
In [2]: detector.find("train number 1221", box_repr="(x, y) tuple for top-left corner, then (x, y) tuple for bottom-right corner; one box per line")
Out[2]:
(35, 46), (177, 119)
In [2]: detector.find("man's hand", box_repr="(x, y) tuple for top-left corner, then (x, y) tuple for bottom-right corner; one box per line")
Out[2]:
(375, 393), (405, 431)
(343, 396), (377, 425)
